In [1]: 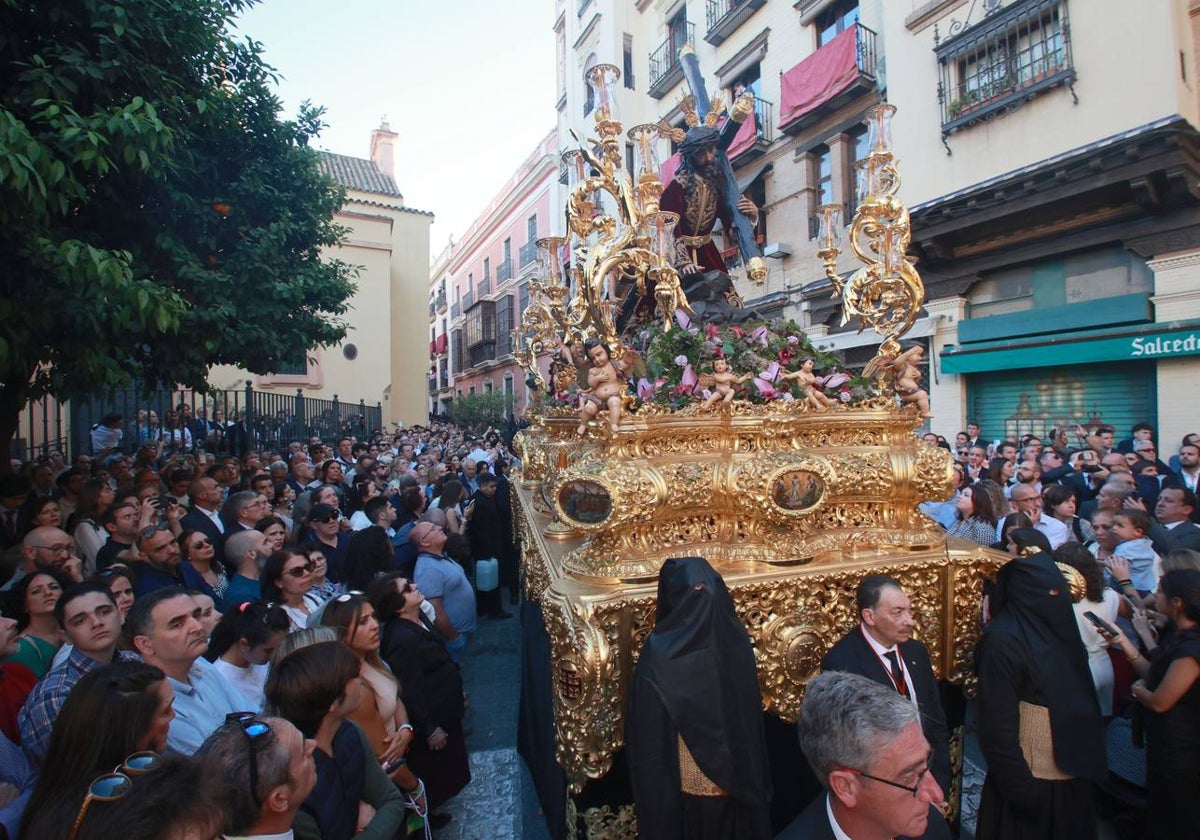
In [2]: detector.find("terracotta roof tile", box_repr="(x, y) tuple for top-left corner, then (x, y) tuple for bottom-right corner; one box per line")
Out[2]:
(319, 151), (403, 198)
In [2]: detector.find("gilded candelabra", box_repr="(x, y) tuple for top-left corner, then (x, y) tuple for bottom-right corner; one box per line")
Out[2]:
(815, 103), (925, 381)
(512, 64), (692, 389)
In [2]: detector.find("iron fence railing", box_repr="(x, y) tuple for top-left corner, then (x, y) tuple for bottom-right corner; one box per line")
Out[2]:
(13, 383), (385, 461)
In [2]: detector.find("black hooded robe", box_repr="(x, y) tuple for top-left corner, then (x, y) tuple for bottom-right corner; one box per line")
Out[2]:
(626, 557), (772, 840)
(975, 553), (1106, 840)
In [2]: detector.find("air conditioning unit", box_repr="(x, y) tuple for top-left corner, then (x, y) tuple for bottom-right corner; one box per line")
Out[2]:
(763, 242), (792, 259)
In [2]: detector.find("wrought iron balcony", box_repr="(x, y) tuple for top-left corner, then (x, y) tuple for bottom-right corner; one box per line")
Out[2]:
(450, 301), (461, 320)
(728, 96), (774, 164)
(705, 0), (765, 46)
(496, 258), (513, 284)
(439, 369), (449, 389)
(648, 21), (694, 99)
(519, 240), (538, 267)
(779, 22), (879, 136)
(463, 290), (474, 310)
(936, 0), (1075, 141)
(478, 277), (491, 298)
(428, 376), (437, 394)
(435, 290), (447, 312)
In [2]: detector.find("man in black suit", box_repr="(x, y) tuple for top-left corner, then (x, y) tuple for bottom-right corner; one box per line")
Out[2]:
(179, 475), (227, 566)
(776, 671), (947, 840)
(1148, 486), (1200, 555)
(820, 574), (952, 808)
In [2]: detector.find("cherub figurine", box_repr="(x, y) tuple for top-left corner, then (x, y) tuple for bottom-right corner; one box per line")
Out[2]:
(577, 338), (627, 434)
(888, 343), (932, 418)
(701, 357), (752, 410)
(780, 358), (837, 410)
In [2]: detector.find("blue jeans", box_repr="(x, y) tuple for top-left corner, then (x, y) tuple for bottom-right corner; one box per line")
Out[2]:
(445, 632), (470, 664)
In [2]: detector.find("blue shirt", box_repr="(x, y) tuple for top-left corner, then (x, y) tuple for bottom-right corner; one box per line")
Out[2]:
(166, 657), (255, 755)
(413, 552), (477, 636)
(223, 574), (262, 610)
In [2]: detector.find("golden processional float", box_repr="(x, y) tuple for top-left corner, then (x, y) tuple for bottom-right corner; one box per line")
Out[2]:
(511, 61), (1003, 838)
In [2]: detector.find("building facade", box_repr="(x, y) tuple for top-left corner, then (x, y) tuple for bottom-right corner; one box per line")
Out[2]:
(556, 0), (1200, 446)
(210, 121), (434, 430)
(429, 131), (558, 418)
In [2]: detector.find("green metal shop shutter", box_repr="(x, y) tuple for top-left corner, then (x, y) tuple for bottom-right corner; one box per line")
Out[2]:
(966, 361), (1156, 443)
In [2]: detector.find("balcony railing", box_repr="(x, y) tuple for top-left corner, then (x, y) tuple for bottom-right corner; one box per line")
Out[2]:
(779, 22), (879, 135)
(937, 0), (1074, 136)
(435, 290), (447, 311)
(463, 290), (474, 310)
(428, 376), (437, 394)
(439, 369), (449, 389)
(496, 258), (513, 284)
(477, 277), (491, 298)
(451, 301), (461, 320)
(648, 21), (694, 99)
(519, 240), (538, 267)
(705, 0), (765, 46)
(428, 301), (435, 317)
(728, 96), (774, 164)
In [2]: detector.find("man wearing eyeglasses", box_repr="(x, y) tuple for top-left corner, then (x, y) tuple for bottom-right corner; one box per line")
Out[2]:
(777, 671), (946, 840)
(1, 526), (83, 592)
(195, 716), (317, 838)
(996, 484), (1068, 549)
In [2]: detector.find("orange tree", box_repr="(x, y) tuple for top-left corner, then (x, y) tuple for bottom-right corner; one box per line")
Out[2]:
(0, 0), (357, 465)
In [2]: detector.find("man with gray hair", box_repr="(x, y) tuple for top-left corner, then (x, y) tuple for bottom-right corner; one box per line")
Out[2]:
(223, 489), (269, 532)
(776, 671), (947, 840)
(195, 716), (317, 837)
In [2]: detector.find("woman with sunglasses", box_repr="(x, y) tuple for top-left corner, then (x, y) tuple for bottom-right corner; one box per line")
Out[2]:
(298, 543), (341, 608)
(19, 660), (174, 838)
(319, 595), (418, 791)
(177, 528), (229, 612)
(262, 549), (317, 632)
(367, 572), (470, 815)
(206, 600), (291, 709)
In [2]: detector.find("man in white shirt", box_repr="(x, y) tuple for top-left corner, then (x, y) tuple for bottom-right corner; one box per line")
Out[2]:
(997, 483), (1069, 548)
(195, 716), (317, 839)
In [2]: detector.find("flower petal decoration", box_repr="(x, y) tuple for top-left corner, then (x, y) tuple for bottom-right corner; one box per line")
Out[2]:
(637, 378), (656, 401)
(674, 354), (689, 366)
(674, 309), (692, 330)
(820, 372), (851, 390)
(681, 363), (699, 392)
(750, 325), (769, 347)
(760, 361), (781, 382)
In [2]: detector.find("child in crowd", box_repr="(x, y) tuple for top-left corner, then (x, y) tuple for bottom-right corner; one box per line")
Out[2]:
(1111, 509), (1161, 593)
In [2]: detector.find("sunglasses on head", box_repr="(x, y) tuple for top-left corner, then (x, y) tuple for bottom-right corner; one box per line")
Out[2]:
(67, 752), (161, 840)
(226, 713), (271, 808)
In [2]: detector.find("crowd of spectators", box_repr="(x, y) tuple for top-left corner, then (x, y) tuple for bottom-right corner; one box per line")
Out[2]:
(0, 418), (519, 838)
(920, 420), (1200, 838)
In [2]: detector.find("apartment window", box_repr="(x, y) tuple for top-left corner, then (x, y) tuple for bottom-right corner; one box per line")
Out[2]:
(527, 215), (537, 241)
(847, 126), (870, 217)
(817, 0), (859, 47)
(810, 144), (832, 239)
(483, 257), (490, 280)
(623, 34), (635, 89)
(273, 350), (308, 377)
(502, 239), (511, 264)
(938, 0), (1073, 129)
(668, 8), (689, 57)
(484, 381), (493, 394)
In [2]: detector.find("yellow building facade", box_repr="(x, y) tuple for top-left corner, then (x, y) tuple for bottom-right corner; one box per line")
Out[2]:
(210, 121), (433, 430)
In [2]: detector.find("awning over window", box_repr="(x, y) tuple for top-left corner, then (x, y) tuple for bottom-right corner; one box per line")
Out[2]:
(780, 26), (859, 127)
(939, 319), (1200, 374)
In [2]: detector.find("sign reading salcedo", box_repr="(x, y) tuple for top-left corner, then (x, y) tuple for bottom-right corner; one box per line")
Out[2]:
(1130, 331), (1200, 358)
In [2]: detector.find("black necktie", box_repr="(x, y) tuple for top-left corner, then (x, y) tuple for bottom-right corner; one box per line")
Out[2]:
(884, 650), (908, 698)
